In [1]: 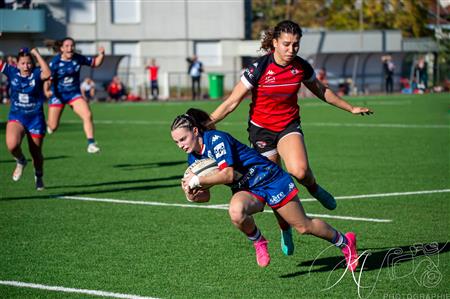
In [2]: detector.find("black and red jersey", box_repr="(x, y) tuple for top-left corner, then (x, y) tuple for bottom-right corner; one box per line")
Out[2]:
(241, 53), (315, 132)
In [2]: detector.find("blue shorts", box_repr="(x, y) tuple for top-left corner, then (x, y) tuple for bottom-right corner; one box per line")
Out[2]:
(233, 168), (298, 209)
(49, 91), (83, 107)
(8, 111), (46, 138)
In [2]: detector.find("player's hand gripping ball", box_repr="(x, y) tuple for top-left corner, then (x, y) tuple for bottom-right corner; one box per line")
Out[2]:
(183, 158), (219, 202)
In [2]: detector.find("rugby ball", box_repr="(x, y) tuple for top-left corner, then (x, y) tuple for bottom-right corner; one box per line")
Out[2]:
(184, 158), (219, 179)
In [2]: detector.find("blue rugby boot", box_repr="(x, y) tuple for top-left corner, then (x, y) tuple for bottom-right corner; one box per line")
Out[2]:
(310, 184), (337, 210)
(281, 227), (294, 256)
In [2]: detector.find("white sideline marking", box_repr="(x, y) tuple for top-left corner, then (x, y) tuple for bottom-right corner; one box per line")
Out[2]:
(57, 196), (392, 223)
(61, 119), (450, 129)
(300, 188), (450, 202)
(0, 280), (158, 299)
(57, 188), (450, 223)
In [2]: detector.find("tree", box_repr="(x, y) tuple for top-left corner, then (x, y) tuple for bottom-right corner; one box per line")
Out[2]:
(251, 0), (434, 38)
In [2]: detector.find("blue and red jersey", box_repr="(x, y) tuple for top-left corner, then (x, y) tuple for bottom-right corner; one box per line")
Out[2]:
(49, 53), (93, 97)
(241, 53), (315, 132)
(1, 61), (45, 115)
(187, 130), (298, 207)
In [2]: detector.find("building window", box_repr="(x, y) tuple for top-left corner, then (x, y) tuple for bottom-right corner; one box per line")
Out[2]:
(67, 0), (96, 24)
(195, 42), (222, 66)
(111, 0), (141, 24)
(113, 42), (140, 67)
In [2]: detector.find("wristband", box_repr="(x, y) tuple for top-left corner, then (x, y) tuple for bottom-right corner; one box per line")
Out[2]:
(188, 175), (201, 189)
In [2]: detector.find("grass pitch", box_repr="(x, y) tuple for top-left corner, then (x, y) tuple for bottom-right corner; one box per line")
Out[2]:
(0, 93), (449, 298)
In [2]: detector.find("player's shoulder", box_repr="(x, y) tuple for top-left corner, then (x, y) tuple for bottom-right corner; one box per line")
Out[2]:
(204, 130), (230, 142)
(49, 54), (61, 65)
(248, 53), (272, 70)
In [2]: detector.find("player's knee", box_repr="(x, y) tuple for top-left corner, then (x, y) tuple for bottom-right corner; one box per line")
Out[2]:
(6, 140), (20, 153)
(292, 222), (311, 235)
(287, 167), (308, 181)
(228, 205), (245, 226)
(47, 122), (58, 131)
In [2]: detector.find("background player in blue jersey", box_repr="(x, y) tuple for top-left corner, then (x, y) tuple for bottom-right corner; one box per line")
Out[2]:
(1, 48), (51, 190)
(209, 20), (373, 257)
(170, 109), (359, 271)
(46, 37), (105, 153)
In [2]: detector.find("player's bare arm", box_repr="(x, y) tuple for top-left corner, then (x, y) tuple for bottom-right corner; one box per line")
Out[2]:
(182, 167), (234, 191)
(31, 48), (51, 80)
(93, 46), (105, 68)
(304, 78), (373, 116)
(209, 81), (248, 124)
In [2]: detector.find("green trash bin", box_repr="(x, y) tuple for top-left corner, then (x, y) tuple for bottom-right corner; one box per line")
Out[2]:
(208, 73), (224, 99)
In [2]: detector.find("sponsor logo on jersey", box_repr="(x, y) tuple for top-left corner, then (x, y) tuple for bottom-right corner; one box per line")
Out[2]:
(270, 191), (285, 205)
(267, 70), (275, 75)
(291, 67), (299, 75)
(213, 142), (226, 158)
(245, 67), (254, 79)
(256, 141), (267, 149)
(63, 77), (74, 85)
(289, 182), (295, 191)
(212, 135), (220, 142)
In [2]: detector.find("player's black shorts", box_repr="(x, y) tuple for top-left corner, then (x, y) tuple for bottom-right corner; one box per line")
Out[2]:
(247, 119), (303, 157)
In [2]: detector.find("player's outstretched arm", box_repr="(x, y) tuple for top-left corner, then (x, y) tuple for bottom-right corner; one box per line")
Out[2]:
(209, 81), (249, 125)
(93, 46), (105, 68)
(31, 48), (51, 80)
(304, 78), (373, 116)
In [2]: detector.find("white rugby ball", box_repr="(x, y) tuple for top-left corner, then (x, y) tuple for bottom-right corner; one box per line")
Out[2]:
(184, 158), (219, 179)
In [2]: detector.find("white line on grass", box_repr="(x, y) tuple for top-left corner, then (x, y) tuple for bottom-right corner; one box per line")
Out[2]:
(57, 195), (392, 223)
(0, 280), (158, 299)
(300, 188), (450, 202)
(60, 119), (450, 129)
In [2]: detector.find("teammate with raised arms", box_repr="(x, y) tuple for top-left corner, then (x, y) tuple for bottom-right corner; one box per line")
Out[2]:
(46, 37), (105, 153)
(1, 48), (51, 190)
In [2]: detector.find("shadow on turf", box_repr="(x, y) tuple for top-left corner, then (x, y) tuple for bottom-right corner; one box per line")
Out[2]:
(46, 175), (182, 189)
(1, 175), (182, 201)
(113, 160), (186, 170)
(280, 242), (450, 278)
(0, 155), (70, 164)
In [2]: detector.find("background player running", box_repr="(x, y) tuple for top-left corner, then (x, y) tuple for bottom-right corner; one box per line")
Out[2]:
(209, 20), (373, 256)
(46, 37), (105, 153)
(1, 48), (51, 190)
(171, 108), (359, 271)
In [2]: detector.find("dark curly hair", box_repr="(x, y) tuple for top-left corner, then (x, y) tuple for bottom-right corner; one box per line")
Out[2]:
(260, 20), (303, 52)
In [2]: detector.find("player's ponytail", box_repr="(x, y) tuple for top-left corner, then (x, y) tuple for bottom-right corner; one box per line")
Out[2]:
(171, 108), (215, 133)
(260, 20), (303, 53)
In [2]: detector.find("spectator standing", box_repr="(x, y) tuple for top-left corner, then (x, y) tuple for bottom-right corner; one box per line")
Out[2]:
(382, 55), (395, 94)
(187, 55), (203, 100)
(146, 58), (159, 101)
(415, 57), (428, 92)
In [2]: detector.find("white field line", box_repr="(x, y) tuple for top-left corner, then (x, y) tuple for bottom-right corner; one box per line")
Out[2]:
(60, 119), (450, 129)
(57, 195), (392, 223)
(300, 188), (450, 202)
(0, 280), (158, 299)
